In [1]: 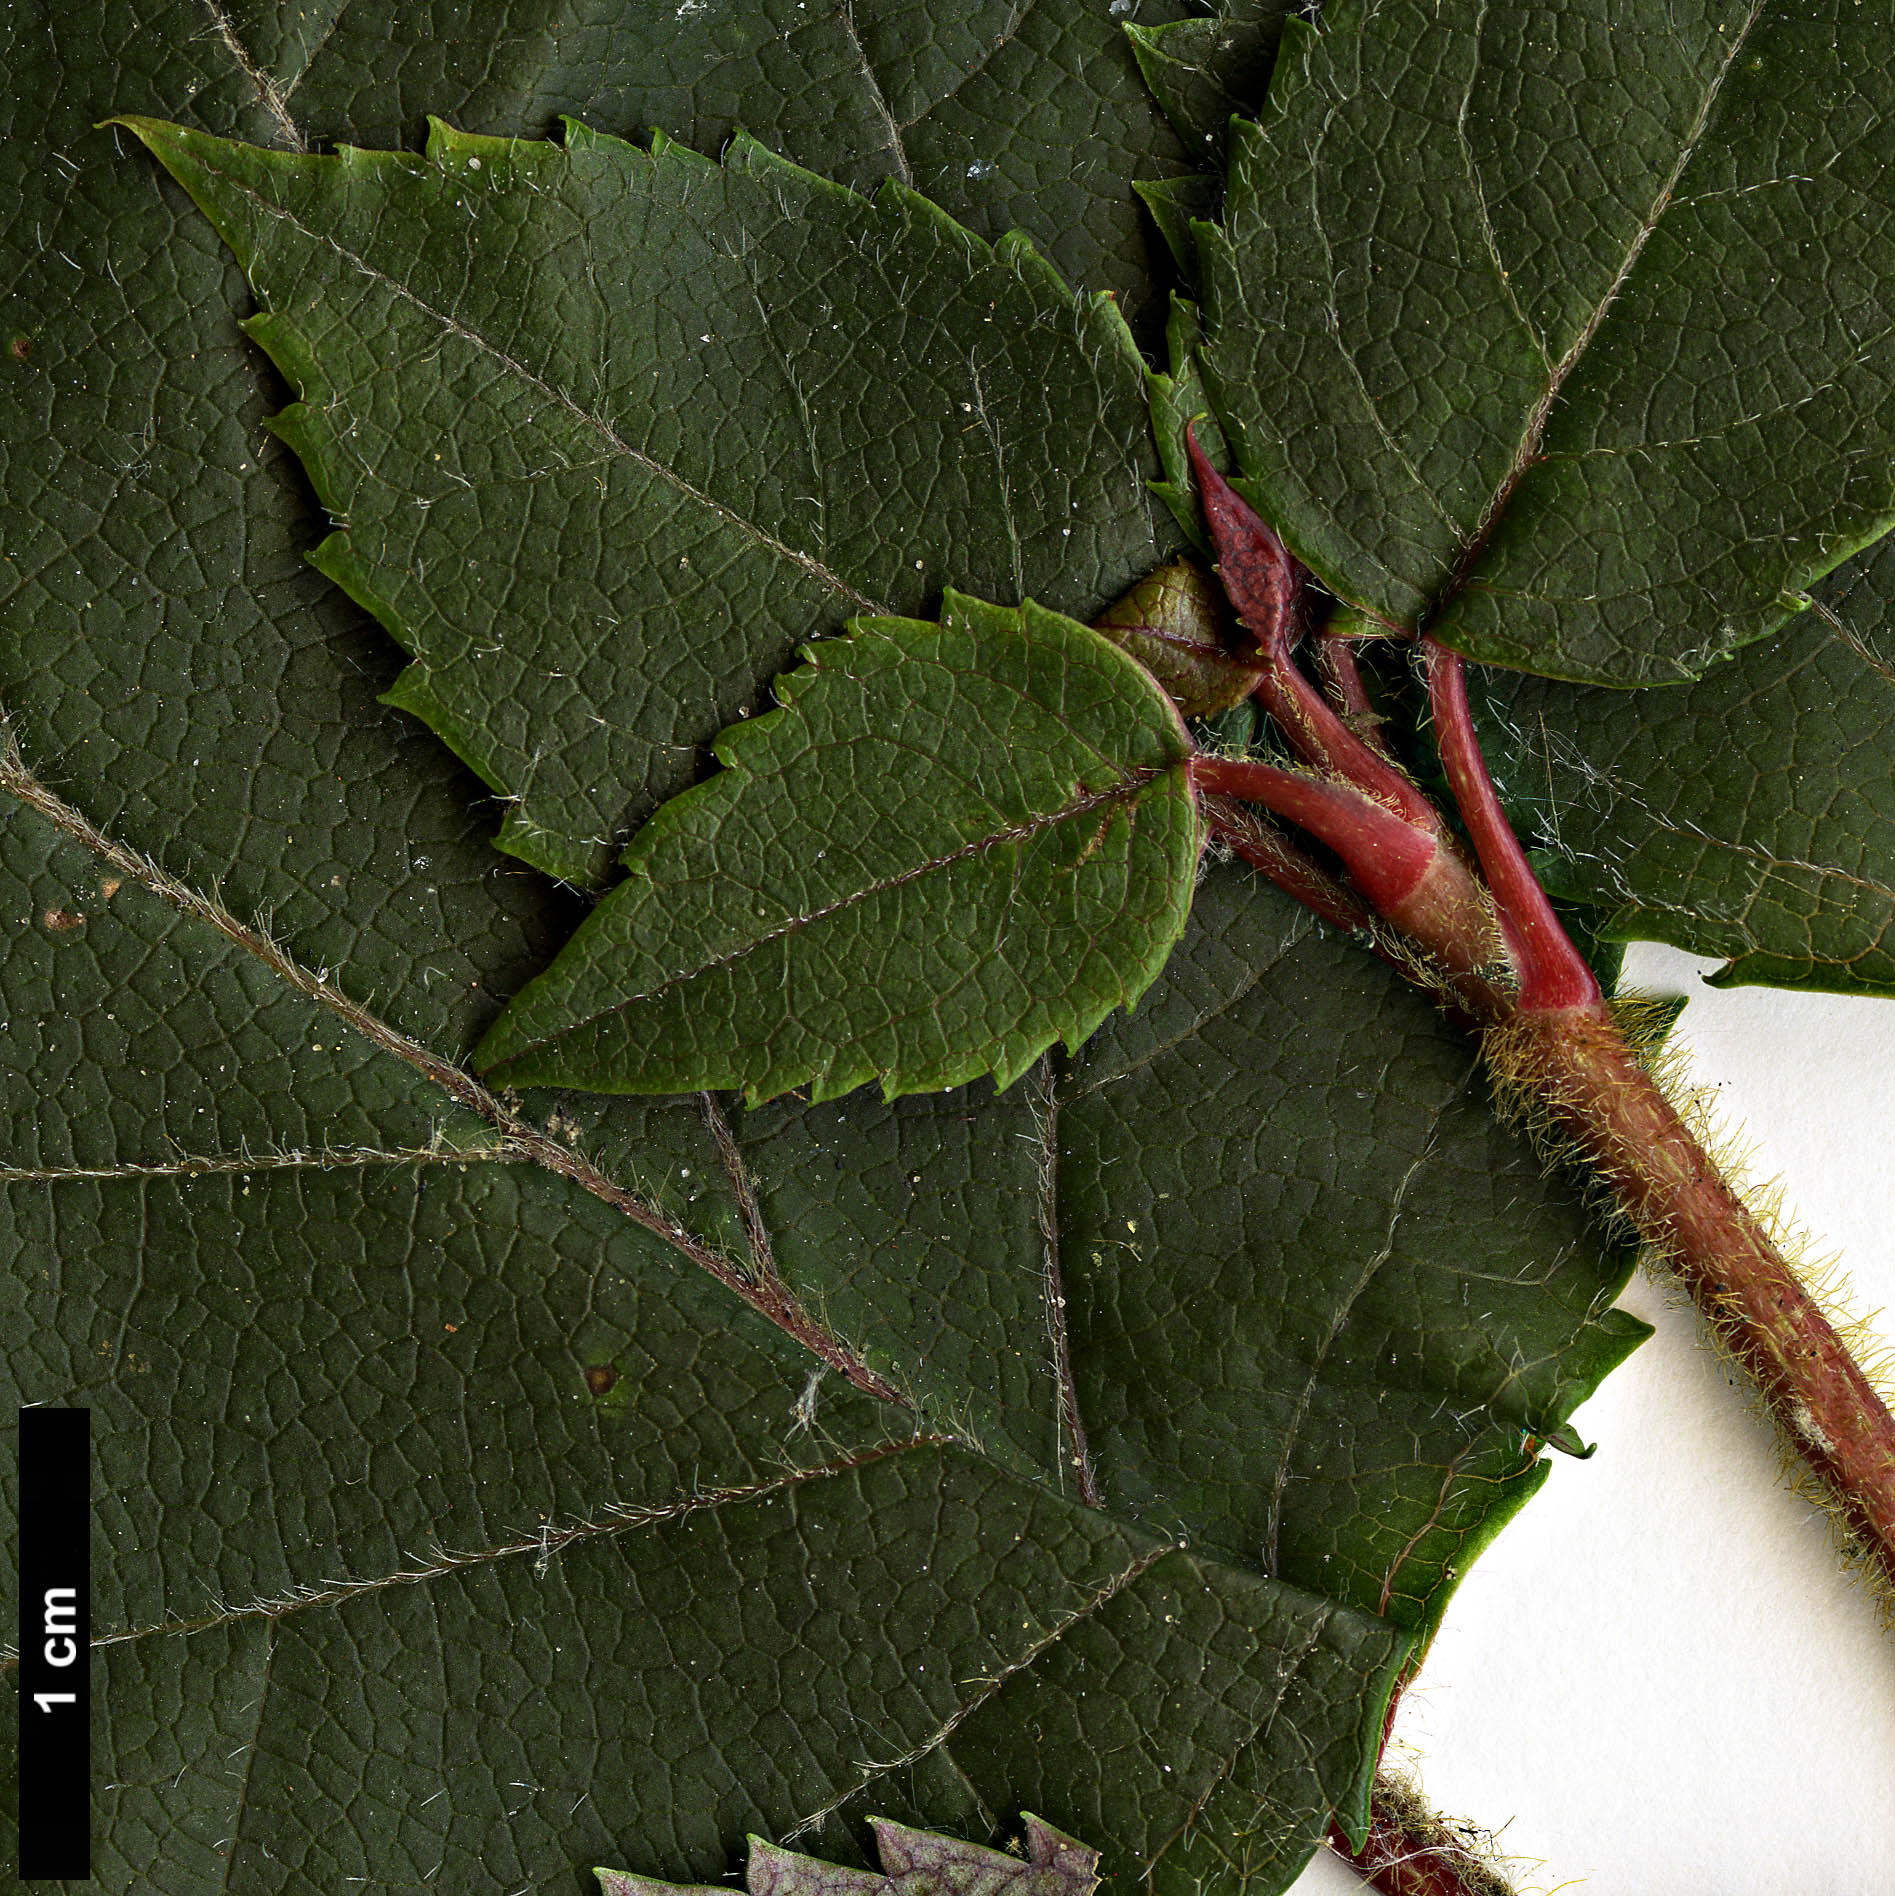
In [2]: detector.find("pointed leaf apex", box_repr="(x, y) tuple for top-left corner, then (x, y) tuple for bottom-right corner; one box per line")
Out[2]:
(1019, 1815), (1100, 1885)
(748, 1836), (884, 1896)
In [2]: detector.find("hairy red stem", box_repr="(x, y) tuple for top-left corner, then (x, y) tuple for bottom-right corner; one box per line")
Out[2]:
(1419, 656), (1895, 1586)
(1491, 1008), (1895, 1594)
(1133, 445), (1895, 1590)
(1191, 757), (1433, 911)
(1191, 755), (1508, 1003)
(1331, 1781), (1516, 1896)
(1177, 562), (1895, 1590)
(1202, 795), (1377, 937)
(1313, 630), (1398, 760)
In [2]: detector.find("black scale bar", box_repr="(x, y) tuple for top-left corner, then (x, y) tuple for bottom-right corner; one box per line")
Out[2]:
(17, 1407), (91, 1880)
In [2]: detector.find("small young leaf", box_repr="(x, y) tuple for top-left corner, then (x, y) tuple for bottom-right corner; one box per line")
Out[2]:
(1091, 558), (1260, 715)
(476, 596), (1201, 1104)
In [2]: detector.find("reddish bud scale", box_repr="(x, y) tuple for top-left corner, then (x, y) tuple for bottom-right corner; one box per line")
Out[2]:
(1176, 485), (1895, 1600)
(1174, 477), (1895, 1600)
(1185, 429), (1443, 834)
(1185, 426), (1305, 662)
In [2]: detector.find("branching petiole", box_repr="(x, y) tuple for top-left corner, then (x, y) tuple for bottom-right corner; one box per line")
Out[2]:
(1167, 441), (1895, 1598)
(1187, 428), (1443, 835)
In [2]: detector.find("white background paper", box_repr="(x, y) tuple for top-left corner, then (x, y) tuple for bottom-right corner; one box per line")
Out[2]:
(1288, 941), (1895, 1894)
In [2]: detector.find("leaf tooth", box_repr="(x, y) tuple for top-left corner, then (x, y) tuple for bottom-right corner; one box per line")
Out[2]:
(747, 1836), (886, 1896)
(870, 1817), (1025, 1881)
(1018, 1815), (1098, 1885)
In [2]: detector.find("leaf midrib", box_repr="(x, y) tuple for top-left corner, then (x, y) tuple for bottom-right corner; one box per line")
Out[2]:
(15, 1435), (944, 1660)
(497, 766), (1174, 1058)
(161, 140), (893, 618)
(1427, 0), (1769, 623)
(0, 726), (901, 1401)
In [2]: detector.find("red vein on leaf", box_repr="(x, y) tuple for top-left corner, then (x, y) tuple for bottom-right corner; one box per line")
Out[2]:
(1375, 1437), (1515, 1622)
(0, 723), (901, 1404)
(700, 1091), (786, 1294)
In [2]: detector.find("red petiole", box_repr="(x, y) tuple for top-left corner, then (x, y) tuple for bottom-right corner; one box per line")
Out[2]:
(1174, 433), (1895, 1611)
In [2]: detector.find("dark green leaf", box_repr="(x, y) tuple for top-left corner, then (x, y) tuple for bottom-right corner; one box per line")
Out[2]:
(475, 596), (1200, 1103)
(252, 0), (1207, 339)
(725, 866), (1649, 1632)
(1474, 533), (1895, 996)
(2, 5), (1654, 1890)
(1146, 295), (1232, 556)
(1199, 0), (1895, 682)
(121, 113), (1177, 887)
(1134, 172), (1223, 285)
(0, 3), (569, 1063)
(1128, 1), (1296, 163)
(1, 736), (1418, 1893)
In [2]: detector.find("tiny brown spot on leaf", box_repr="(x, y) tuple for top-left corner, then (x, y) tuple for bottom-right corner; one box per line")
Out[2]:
(99, 878), (121, 899)
(583, 1363), (620, 1397)
(9, 335), (32, 362)
(43, 907), (85, 932)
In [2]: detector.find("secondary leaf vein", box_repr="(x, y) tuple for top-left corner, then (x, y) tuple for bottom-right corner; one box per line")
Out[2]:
(0, 717), (902, 1402)
(188, 152), (891, 617)
(13, 1435), (944, 1665)
(196, 0), (307, 153)
(503, 768), (1170, 1056)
